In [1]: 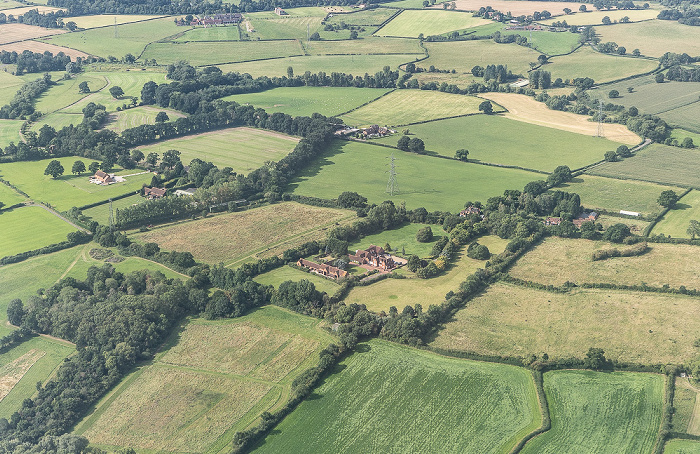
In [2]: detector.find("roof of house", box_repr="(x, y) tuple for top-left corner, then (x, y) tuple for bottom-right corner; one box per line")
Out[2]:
(145, 187), (166, 197)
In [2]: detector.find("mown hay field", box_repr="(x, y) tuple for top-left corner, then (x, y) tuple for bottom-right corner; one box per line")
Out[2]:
(0, 40), (89, 60)
(103, 106), (184, 133)
(521, 370), (663, 454)
(597, 21), (700, 58)
(375, 9), (489, 37)
(588, 144), (700, 188)
(253, 339), (541, 454)
(254, 266), (341, 294)
(223, 86), (391, 117)
(374, 114), (622, 172)
(141, 40), (304, 66)
(137, 127), (299, 173)
(431, 282), (700, 364)
(345, 236), (509, 313)
(133, 202), (355, 265)
(509, 237), (700, 289)
(0, 206), (77, 258)
(0, 72), (24, 107)
(420, 40), (543, 76)
(664, 439), (700, 453)
(172, 25), (240, 41)
(0, 23), (65, 44)
(68, 14), (166, 29)
(28, 112), (84, 133)
(341, 90), (483, 126)
(347, 222), (443, 258)
(653, 190), (700, 238)
(433, 0), (593, 16)
(0, 120), (23, 149)
(659, 102), (700, 134)
(304, 36), (422, 55)
(548, 46), (658, 84)
(587, 77), (700, 116)
(539, 9), (659, 26)
(247, 16), (323, 40)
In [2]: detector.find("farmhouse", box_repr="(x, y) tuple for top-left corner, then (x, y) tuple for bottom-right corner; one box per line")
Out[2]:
(362, 125), (390, 138)
(459, 206), (481, 217)
(144, 187), (166, 199)
(349, 245), (397, 271)
(573, 211), (598, 228)
(275, 7), (287, 15)
(91, 170), (114, 185)
(297, 258), (348, 279)
(189, 13), (242, 26)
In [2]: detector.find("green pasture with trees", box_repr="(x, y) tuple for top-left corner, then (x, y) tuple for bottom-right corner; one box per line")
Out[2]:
(0, 181), (27, 206)
(32, 73), (107, 114)
(0, 206), (77, 257)
(539, 9), (658, 26)
(347, 222), (442, 258)
(103, 106), (183, 134)
(0, 72), (25, 107)
(254, 266), (340, 294)
(0, 120), (23, 148)
(653, 190), (700, 238)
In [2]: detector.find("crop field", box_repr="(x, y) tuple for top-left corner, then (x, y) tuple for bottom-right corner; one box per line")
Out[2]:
(597, 21), (700, 58)
(33, 73), (107, 115)
(420, 40), (543, 76)
(652, 190), (700, 238)
(374, 115), (622, 171)
(479, 93), (641, 144)
(520, 370), (662, 454)
(0, 23), (65, 45)
(0, 206), (77, 258)
(348, 222), (443, 258)
(40, 17), (181, 58)
(137, 127), (299, 172)
(0, 5), (63, 15)
(341, 90), (483, 126)
(254, 339), (541, 454)
(103, 106), (184, 133)
(433, 0), (593, 16)
(588, 77), (700, 117)
(326, 8), (397, 26)
(672, 378), (697, 434)
(665, 439), (700, 453)
(0, 120), (22, 148)
(141, 39), (304, 66)
(290, 140), (540, 212)
(548, 46), (658, 84)
(0, 157), (152, 211)
(79, 306), (334, 453)
(223, 87), (391, 117)
(67, 14), (166, 29)
(133, 202), (355, 265)
(659, 102), (700, 134)
(588, 144), (700, 188)
(172, 25), (240, 41)
(431, 282), (700, 364)
(509, 237), (700, 289)
(559, 175), (678, 216)
(254, 266), (340, 294)
(303, 37), (423, 55)
(376, 10), (488, 37)
(345, 236), (509, 313)
(0, 40), (89, 60)
(539, 9), (659, 26)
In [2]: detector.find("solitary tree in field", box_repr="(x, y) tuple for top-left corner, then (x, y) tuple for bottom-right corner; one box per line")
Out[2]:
(287, 66), (294, 78)
(579, 4), (587, 11)
(44, 160), (64, 179)
(454, 149), (469, 161)
(616, 145), (631, 158)
(687, 220), (700, 239)
(608, 89), (619, 98)
(478, 100), (493, 114)
(109, 86), (124, 98)
(601, 15), (611, 24)
(537, 54), (548, 65)
(155, 111), (169, 123)
(88, 161), (100, 174)
(658, 190), (679, 208)
(78, 81), (90, 93)
(655, 73), (665, 83)
(71, 160), (86, 176)
(563, 7), (572, 14)
(632, 48), (641, 56)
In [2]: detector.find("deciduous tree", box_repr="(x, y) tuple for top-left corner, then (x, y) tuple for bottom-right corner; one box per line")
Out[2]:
(44, 159), (64, 178)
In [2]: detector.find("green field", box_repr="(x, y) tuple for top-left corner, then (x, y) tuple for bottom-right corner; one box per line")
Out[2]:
(29, 112), (84, 133)
(665, 439), (700, 453)
(0, 157), (152, 211)
(103, 106), (183, 133)
(172, 25), (240, 41)
(0, 206), (77, 258)
(672, 378), (697, 434)
(341, 90), (484, 126)
(254, 265), (341, 294)
(671, 128), (700, 147)
(82, 194), (144, 224)
(245, 6), (329, 19)
(254, 339), (541, 454)
(142, 40), (304, 66)
(247, 16), (323, 40)
(431, 282), (700, 364)
(345, 236), (509, 313)
(223, 87), (391, 117)
(68, 14), (166, 29)
(33, 73), (107, 115)
(40, 17), (182, 58)
(375, 9), (487, 37)
(539, 9), (659, 26)
(0, 182), (26, 206)
(348, 222), (443, 258)
(521, 370), (663, 454)
(77, 306), (335, 453)
(304, 36), (422, 55)
(0, 71), (24, 106)
(137, 127), (298, 173)
(0, 119), (22, 149)
(468, 22), (581, 55)
(548, 46), (658, 84)
(326, 8), (397, 25)
(659, 102), (700, 135)
(653, 190), (700, 238)
(65, 247), (186, 281)
(61, 71), (168, 113)
(420, 40), (543, 76)
(374, 115), (623, 171)
(597, 20), (700, 58)
(290, 140), (546, 212)
(588, 144), (700, 188)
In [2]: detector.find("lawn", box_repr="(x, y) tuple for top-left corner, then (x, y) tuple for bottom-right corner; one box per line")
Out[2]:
(290, 140), (546, 212)
(136, 127), (299, 173)
(222, 87), (391, 117)
(141, 40), (304, 66)
(509, 237), (700, 289)
(539, 9), (659, 26)
(0, 157), (153, 211)
(520, 370), (663, 454)
(588, 144), (700, 188)
(653, 190), (700, 238)
(0, 119), (22, 148)
(345, 235), (509, 313)
(597, 20), (700, 58)
(548, 46), (658, 84)
(348, 222), (443, 258)
(77, 306), (334, 453)
(341, 90), (484, 126)
(254, 265), (340, 294)
(665, 439), (700, 453)
(420, 40), (543, 76)
(103, 106), (184, 133)
(0, 206), (77, 258)
(431, 282), (700, 364)
(374, 115), (623, 171)
(172, 25), (240, 41)
(375, 9), (488, 37)
(132, 202), (355, 265)
(253, 339), (541, 454)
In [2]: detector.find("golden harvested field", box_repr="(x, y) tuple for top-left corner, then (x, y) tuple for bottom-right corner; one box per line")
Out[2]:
(0, 5), (63, 16)
(510, 237), (700, 289)
(431, 0), (594, 15)
(0, 23), (65, 44)
(431, 282), (700, 364)
(597, 21), (700, 58)
(67, 14), (167, 29)
(539, 9), (659, 26)
(0, 349), (45, 403)
(133, 202), (355, 265)
(480, 92), (641, 144)
(0, 40), (89, 59)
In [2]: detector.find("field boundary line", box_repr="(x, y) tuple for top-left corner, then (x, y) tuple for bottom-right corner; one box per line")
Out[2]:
(27, 203), (90, 233)
(334, 88), (395, 117)
(652, 98), (700, 117)
(73, 15), (169, 32)
(371, 8), (404, 36)
(56, 244), (89, 282)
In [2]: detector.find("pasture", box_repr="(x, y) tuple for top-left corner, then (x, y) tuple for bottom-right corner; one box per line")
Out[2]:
(548, 46), (658, 84)
(665, 439), (700, 453)
(0, 23), (65, 45)
(0, 72), (24, 107)
(479, 92), (641, 144)
(340, 90), (484, 126)
(659, 102), (700, 135)
(430, 282), (700, 364)
(433, 0), (594, 16)
(326, 8), (397, 25)
(597, 21), (700, 58)
(82, 194), (144, 224)
(671, 129), (700, 147)
(344, 236), (509, 313)
(33, 73), (107, 115)
(223, 87), (391, 117)
(0, 120), (22, 148)
(290, 140), (540, 212)
(588, 144), (700, 188)
(509, 237), (700, 289)
(78, 306), (334, 453)
(374, 114), (623, 171)
(29, 112), (84, 133)
(539, 9), (659, 26)
(376, 9), (488, 37)
(0, 40), (89, 60)
(303, 37), (422, 55)
(520, 370), (663, 454)
(0, 206), (77, 258)
(103, 106), (184, 133)
(132, 202), (355, 265)
(420, 40), (543, 76)
(254, 266), (340, 294)
(348, 222), (443, 258)
(467, 22), (581, 55)
(137, 127), (299, 173)
(253, 339), (541, 454)
(67, 14), (166, 29)
(247, 16), (323, 40)
(672, 378), (697, 434)
(141, 40), (304, 66)
(65, 247), (187, 281)
(0, 181), (26, 206)
(172, 25), (240, 41)
(652, 190), (700, 238)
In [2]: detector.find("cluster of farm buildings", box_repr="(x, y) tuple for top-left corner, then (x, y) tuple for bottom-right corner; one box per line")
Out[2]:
(545, 211), (599, 227)
(296, 245), (406, 281)
(175, 13), (243, 26)
(335, 125), (395, 138)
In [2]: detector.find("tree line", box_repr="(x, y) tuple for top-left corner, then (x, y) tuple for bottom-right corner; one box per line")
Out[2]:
(0, 50), (82, 76)
(0, 74), (52, 120)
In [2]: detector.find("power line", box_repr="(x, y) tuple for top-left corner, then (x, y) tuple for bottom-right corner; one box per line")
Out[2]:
(108, 198), (114, 231)
(114, 16), (118, 38)
(386, 153), (399, 196)
(596, 98), (604, 138)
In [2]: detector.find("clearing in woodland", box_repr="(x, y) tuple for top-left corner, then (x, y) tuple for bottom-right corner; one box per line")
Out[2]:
(430, 282), (700, 364)
(132, 202), (356, 265)
(547, 46), (658, 84)
(520, 370), (663, 454)
(375, 10), (489, 37)
(77, 306), (334, 453)
(652, 190), (700, 239)
(0, 206), (77, 258)
(253, 339), (541, 454)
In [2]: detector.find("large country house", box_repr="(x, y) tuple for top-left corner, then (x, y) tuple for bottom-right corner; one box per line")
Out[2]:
(348, 245), (396, 271)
